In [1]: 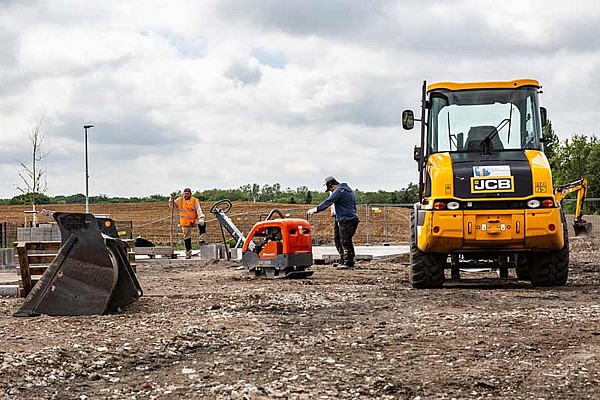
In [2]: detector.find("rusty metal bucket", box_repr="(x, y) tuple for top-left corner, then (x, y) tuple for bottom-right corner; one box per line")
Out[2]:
(573, 220), (593, 238)
(14, 212), (142, 317)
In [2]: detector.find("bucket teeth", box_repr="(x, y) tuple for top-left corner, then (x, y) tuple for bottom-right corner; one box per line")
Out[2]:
(573, 221), (592, 238)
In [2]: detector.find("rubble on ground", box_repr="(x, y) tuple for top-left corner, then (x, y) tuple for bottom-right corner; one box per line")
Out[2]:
(1, 238), (599, 399)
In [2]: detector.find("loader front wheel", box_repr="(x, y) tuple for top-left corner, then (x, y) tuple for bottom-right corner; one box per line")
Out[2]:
(409, 211), (446, 289)
(529, 223), (569, 286)
(515, 254), (530, 280)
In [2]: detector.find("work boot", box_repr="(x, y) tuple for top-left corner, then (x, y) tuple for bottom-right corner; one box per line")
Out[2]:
(337, 261), (354, 270)
(185, 250), (192, 259)
(332, 258), (345, 268)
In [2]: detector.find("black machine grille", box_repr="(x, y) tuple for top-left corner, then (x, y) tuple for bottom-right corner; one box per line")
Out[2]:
(449, 151), (533, 198)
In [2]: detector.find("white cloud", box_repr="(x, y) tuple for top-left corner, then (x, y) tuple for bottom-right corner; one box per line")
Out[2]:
(1, 0), (599, 198)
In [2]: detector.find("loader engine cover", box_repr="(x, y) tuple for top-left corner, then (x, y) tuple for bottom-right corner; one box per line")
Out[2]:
(241, 218), (314, 278)
(14, 212), (143, 317)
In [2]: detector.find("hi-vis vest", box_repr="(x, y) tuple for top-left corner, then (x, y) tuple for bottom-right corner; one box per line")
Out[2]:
(177, 197), (199, 227)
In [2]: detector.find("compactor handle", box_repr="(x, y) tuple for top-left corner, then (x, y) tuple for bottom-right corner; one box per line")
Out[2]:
(265, 209), (284, 220)
(210, 199), (233, 214)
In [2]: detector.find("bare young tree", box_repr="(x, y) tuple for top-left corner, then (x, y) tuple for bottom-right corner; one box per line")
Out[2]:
(16, 117), (49, 225)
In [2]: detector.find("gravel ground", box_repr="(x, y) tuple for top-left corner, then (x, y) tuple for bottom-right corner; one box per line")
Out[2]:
(1, 238), (599, 399)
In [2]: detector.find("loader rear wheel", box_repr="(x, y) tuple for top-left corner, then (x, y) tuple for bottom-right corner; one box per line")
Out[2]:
(409, 211), (446, 289)
(529, 222), (569, 286)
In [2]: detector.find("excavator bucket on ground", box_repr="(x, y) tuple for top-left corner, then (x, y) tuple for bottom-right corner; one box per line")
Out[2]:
(573, 219), (593, 238)
(14, 212), (142, 317)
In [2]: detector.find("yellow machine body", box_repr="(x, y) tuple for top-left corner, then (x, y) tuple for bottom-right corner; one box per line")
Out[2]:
(403, 79), (573, 287)
(416, 150), (564, 253)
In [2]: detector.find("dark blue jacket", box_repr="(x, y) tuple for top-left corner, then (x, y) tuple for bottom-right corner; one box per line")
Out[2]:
(316, 183), (359, 222)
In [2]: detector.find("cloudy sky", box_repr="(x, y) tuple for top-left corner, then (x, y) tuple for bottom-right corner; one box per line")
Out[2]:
(1, 0), (599, 198)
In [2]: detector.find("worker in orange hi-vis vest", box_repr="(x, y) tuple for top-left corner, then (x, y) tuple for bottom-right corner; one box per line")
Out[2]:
(169, 188), (207, 259)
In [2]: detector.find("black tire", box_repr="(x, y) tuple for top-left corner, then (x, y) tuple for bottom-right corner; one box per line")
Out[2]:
(497, 267), (509, 278)
(529, 218), (569, 287)
(515, 254), (530, 280)
(409, 211), (446, 289)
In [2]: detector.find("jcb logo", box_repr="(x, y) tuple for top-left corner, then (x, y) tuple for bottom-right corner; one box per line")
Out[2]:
(471, 177), (514, 193)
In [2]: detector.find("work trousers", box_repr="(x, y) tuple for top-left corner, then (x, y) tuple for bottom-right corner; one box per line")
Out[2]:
(338, 219), (359, 266)
(181, 223), (207, 253)
(334, 220), (343, 261)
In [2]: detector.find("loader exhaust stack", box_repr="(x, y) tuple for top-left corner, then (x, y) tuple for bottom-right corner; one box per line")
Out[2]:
(14, 212), (142, 317)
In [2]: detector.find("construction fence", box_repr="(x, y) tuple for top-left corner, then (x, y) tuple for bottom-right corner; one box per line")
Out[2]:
(133, 201), (599, 246)
(133, 204), (413, 246)
(4, 202), (594, 248)
(0, 222), (17, 248)
(1, 198), (598, 262)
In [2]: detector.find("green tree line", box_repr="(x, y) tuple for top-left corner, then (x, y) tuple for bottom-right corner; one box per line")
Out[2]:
(548, 135), (600, 198)
(545, 129), (600, 214)
(0, 183), (420, 206)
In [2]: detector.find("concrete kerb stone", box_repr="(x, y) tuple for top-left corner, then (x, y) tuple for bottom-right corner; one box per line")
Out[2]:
(0, 285), (19, 297)
(134, 245), (409, 264)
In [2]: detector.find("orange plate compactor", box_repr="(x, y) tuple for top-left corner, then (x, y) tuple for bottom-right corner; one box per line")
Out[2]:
(210, 200), (314, 278)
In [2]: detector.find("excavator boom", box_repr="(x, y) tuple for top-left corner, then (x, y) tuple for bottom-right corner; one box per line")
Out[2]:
(554, 178), (592, 237)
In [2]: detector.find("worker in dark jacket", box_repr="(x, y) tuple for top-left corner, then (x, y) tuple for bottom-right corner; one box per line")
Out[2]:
(307, 176), (360, 269)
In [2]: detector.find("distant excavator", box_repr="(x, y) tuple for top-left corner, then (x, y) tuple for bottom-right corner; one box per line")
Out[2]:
(554, 178), (593, 237)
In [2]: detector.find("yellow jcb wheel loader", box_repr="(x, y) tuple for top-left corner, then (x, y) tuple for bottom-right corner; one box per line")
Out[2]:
(402, 79), (590, 288)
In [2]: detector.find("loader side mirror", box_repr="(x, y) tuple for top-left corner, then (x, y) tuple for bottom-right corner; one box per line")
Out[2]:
(540, 107), (547, 127)
(402, 110), (415, 130)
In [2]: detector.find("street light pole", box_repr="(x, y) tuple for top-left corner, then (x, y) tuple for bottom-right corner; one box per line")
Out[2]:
(84, 125), (94, 213)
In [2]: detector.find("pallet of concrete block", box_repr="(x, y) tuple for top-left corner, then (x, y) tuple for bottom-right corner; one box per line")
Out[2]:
(1, 247), (16, 268)
(229, 247), (242, 260)
(134, 246), (174, 259)
(199, 244), (227, 260)
(17, 224), (61, 242)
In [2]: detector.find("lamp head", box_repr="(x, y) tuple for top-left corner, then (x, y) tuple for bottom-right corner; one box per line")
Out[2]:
(84, 125), (94, 129)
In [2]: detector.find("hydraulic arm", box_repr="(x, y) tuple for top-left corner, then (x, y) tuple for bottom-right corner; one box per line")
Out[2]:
(554, 178), (593, 237)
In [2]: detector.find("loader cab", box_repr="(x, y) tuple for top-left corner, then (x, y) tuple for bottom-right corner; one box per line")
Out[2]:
(403, 80), (545, 157)
(402, 80), (547, 202)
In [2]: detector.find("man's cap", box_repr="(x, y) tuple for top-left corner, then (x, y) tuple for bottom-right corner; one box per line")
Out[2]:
(183, 188), (192, 193)
(323, 176), (339, 192)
